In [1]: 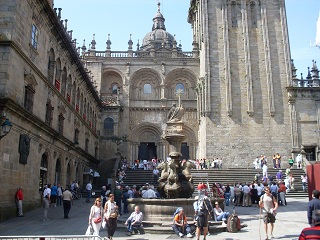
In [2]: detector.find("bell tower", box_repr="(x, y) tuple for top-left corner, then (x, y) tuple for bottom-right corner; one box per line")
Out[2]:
(188, 0), (293, 163)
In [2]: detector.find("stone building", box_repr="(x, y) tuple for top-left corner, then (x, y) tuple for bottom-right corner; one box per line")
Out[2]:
(0, 0), (100, 220)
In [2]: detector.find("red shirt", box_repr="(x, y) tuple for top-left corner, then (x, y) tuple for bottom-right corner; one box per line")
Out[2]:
(16, 189), (24, 200)
(299, 225), (320, 240)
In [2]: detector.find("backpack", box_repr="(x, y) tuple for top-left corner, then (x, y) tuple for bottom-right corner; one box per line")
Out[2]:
(226, 213), (241, 233)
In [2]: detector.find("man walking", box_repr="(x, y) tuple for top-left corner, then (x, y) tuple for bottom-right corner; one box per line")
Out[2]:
(195, 196), (214, 240)
(86, 181), (92, 203)
(62, 186), (73, 219)
(43, 184), (51, 221)
(308, 190), (320, 226)
(259, 186), (278, 240)
(15, 187), (24, 217)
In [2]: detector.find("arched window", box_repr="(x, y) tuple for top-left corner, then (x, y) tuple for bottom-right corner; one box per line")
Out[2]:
(104, 117), (114, 136)
(112, 85), (118, 94)
(143, 83), (152, 94)
(175, 83), (185, 93)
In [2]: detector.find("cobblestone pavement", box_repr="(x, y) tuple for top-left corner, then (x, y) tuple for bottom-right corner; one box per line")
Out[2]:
(0, 197), (309, 240)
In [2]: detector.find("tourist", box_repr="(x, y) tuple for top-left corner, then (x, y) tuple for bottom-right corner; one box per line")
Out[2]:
(307, 190), (320, 226)
(259, 186), (278, 240)
(172, 207), (193, 238)
(224, 183), (231, 206)
(104, 194), (118, 240)
(15, 187), (24, 217)
(301, 174), (308, 192)
(288, 156), (294, 169)
(86, 181), (92, 203)
(125, 206), (143, 236)
(214, 201), (230, 222)
(250, 184), (259, 207)
(234, 184), (243, 206)
(88, 198), (103, 237)
(275, 153), (281, 168)
(62, 185), (73, 219)
(242, 183), (251, 207)
(57, 184), (63, 206)
(152, 166), (160, 185)
(122, 186), (130, 214)
(43, 184), (51, 221)
(276, 170), (283, 182)
(141, 184), (157, 199)
(278, 182), (287, 206)
(299, 209), (320, 239)
(262, 163), (268, 178)
(50, 183), (58, 207)
(296, 154), (302, 169)
(114, 185), (122, 215)
(100, 186), (107, 208)
(195, 196), (214, 240)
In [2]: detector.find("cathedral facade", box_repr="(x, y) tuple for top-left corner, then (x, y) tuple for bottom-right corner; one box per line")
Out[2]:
(85, 0), (320, 172)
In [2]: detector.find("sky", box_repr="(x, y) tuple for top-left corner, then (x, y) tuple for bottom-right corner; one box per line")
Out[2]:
(54, 0), (319, 76)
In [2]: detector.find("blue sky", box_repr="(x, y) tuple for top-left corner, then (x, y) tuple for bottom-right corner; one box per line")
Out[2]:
(54, 0), (319, 76)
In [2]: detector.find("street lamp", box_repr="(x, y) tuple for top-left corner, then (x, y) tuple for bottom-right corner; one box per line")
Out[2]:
(0, 116), (12, 139)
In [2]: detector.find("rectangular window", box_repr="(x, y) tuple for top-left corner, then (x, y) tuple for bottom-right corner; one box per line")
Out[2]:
(58, 114), (64, 135)
(45, 100), (54, 126)
(24, 85), (35, 112)
(31, 24), (39, 49)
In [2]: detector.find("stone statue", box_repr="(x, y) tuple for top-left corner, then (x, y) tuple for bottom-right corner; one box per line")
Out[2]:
(19, 134), (31, 164)
(167, 103), (184, 122)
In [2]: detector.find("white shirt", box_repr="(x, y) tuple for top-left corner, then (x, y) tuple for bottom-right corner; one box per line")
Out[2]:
(242, 185), (250, 194)
(86, 183), (92, 191)
(142, 189), (157, 199)
(43, 188), (51, 198)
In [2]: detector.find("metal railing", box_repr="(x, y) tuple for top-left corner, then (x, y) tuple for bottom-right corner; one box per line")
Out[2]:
(0, 236), (102, 240)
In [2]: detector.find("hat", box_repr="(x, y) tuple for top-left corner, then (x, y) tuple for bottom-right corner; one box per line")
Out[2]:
(194, 196), (199, 200)
(132, 185), (136, 188)
(145, 183), (149, 185)
(215, 201), (219, 205)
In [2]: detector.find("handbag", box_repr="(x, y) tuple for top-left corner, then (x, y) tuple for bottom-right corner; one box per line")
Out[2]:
(85, 224), (94, 235)
(109, 207), (119, 218)
(93, 216), (102, 223)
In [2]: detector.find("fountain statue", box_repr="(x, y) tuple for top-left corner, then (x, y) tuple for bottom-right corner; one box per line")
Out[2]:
(157, 89), (195, 199)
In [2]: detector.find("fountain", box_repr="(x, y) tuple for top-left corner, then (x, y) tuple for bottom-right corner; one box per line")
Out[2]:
(127, 90), (224, 222)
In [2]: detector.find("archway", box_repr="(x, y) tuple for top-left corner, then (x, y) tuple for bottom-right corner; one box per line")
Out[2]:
(39, 153), (48, 192)
(55, 159), (61, 185)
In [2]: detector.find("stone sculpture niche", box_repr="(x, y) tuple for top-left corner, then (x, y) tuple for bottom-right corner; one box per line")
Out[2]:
(157, 97), (194, 199)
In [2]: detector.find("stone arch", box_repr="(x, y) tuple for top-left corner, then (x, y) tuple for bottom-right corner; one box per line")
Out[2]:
(130, 123), (163, 161)
(39, 152), (49, 191)
(130, 122), (162, 142)
(101, 69), (123, 95)
(130, 68), (162, 100)
(165, 68), (197, 99)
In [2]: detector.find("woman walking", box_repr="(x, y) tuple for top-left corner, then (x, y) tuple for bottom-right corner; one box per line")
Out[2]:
(88, 198), (103, 237)
(104, 194), (118, 240)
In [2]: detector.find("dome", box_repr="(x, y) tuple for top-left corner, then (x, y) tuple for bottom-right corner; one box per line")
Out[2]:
(140, 2), (175, 51)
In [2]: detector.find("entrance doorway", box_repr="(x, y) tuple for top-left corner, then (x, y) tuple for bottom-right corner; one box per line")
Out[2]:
(181, 142), (190, 160)
(138, 142), (157, 161)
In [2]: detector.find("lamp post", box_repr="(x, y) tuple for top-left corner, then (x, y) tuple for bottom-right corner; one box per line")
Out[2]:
(0, 116), (12, 139)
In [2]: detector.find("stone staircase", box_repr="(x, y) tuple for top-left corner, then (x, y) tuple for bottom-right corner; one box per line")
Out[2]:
(122, 168), (308, 198)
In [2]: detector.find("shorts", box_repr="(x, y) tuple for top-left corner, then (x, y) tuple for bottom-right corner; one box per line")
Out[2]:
(263, 212), (276, 223)
(197, 214), (208, 228)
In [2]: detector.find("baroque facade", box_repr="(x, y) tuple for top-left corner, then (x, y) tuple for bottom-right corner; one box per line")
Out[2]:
(0, 0), (100, 220)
